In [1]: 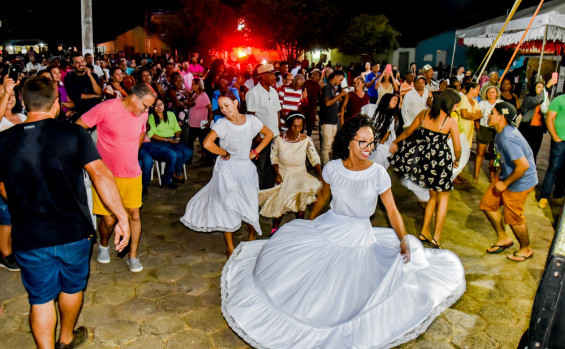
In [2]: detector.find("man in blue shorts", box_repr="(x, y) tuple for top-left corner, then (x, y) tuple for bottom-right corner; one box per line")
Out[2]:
(0, 76), (130, 349)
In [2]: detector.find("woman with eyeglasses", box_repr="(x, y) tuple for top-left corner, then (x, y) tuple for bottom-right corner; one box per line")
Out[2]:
(221, 116), (465, 348)
(390, 89), (462, 248)
(258, 112), (322, 234)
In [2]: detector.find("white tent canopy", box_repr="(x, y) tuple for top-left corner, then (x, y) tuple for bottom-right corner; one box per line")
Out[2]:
(456, 1), (565, 48)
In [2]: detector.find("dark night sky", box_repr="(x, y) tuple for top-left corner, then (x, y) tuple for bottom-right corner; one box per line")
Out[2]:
(0, 0), (551, 48)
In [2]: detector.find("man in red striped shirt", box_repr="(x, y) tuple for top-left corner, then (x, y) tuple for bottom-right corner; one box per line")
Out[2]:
(278, 74), (306, 120)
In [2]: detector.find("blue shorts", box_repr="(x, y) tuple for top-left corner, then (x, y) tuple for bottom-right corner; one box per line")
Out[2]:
(14, 238), (91, 305)
(0, 196), (11, 225)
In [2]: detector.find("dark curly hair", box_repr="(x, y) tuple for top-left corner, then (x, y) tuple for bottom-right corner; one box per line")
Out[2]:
(332, 116), (375, 160)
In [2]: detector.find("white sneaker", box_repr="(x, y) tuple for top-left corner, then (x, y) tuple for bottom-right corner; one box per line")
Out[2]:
(97, 245), (110, 264)
(127, 258), (143, 273)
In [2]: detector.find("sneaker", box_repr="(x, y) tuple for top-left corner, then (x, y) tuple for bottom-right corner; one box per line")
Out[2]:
(97, 245), (110, 264)
(538, 198), (549, 209)
(55, 326), (88, 349)
(127, 258), (143, 273)
(0, 254), (20, 271)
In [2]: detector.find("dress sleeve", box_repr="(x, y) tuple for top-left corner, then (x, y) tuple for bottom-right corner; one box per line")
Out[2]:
(212, 118), (227, 139)
(250, 114), (264, 135)
(322, 161), (334, 184)
(270, 136), (280, 165)
(376, 165), (392, 195)
(306, 137), (321, 167)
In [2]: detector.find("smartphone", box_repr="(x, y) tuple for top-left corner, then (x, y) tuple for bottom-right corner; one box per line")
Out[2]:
(8, 65), (19, 81)
(552, 72), (559, 84)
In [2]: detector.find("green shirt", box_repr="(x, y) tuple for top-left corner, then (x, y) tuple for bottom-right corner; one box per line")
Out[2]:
(147, 111), (181, 139)
(548, 94), (565, 140)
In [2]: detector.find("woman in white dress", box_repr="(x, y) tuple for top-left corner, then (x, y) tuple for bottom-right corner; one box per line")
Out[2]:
(258, 113), (322, 234)
(222, 116), (465, 348)
(180, 92), (273, 256)
(361, 93), (400, 169)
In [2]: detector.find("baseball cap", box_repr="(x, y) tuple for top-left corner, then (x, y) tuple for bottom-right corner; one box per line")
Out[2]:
(422, 64), (433, 72)
(493, 102), (517, 125)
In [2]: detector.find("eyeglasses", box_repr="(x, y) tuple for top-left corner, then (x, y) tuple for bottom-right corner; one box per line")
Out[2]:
(136, 95), (151, 111)
(353, 139), (377, 149)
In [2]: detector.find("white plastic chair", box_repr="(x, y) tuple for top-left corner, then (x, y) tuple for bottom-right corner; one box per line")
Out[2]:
(151, 161), (187, 186)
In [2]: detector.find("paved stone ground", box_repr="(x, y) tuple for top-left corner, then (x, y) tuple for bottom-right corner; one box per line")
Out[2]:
(0, 130), (561, 349)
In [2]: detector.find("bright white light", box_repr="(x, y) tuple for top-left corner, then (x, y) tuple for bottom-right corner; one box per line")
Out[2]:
(7, 45), (13, 50)
(261, 59), (267, 64)
(238, 23), (245, 31)
(313, 50), (320, 59)
(22, 47), (27, 54)
(39, 43), (44, 47)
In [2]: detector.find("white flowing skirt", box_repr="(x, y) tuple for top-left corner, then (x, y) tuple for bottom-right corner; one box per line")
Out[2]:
(221, 210), (465, 348)
(180, 158), (262, 235)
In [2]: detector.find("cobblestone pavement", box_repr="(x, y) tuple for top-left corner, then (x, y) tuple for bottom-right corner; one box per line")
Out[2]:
(0, 131), (561, 349)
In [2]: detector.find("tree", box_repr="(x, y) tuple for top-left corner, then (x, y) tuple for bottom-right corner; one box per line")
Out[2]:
(338, 14), (400, 62)
(242, 0), (338, 65)
(170, 0), (244, 54)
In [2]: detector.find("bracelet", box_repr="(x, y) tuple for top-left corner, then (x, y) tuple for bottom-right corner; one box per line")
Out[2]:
(224, 151), (230, 157)
(400, 236), (408, 244)
(251, 149), (259, 158)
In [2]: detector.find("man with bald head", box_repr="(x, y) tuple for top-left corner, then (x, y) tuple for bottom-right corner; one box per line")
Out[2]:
(278, 74), (306, 119)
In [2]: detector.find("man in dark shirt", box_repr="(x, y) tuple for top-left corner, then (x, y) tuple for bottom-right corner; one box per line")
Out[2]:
(302, 69), (322, 136)
(319, 70), (347, 165)
(63, 53), (102, 121)
(0, 77), (130, 349)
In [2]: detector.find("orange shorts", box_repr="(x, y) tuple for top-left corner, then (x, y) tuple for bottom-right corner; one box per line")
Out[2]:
(479, 177), (534, 225)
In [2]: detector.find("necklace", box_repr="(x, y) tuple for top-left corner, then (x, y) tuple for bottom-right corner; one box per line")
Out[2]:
(284, 131), (301, 143)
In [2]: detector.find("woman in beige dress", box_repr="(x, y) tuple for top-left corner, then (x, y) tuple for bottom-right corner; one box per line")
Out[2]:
(259, 113), (322, 234)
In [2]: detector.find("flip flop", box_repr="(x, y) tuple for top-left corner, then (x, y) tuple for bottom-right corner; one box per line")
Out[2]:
(486, 242), (514, 254)
(507, 251), (534, 262)
(418, 234), (433, 244)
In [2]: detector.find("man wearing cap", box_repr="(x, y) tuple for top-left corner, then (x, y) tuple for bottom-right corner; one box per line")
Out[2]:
(401, 75), (433, 128)
(422, 64), (438, 92)
(246, 64), (282, 189)
(538, 93), (565, 209)
(480, 102), (537, 262)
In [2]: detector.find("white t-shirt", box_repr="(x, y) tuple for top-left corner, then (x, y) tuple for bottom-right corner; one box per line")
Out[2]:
(92, 65), (105, 80)
(24, 62), (41, 74)
(401, 88), (429, 127)
(246, 84), (282, 137)
(478, 99), (502, 127)
(244, 78), (255, 90)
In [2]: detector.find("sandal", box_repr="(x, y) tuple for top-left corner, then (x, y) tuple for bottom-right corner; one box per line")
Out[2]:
(430, 238), (442, 249)
(486, 242), (514, 254)
(418, 234), (433, 244)
(506, 251), (533, 262)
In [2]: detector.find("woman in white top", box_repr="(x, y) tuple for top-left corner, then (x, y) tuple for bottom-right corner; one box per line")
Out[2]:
(475, 86), (501, 183)
(221, 116), (465, 348)
(180, 91), (273, 256)
(0, 77), (26, 271)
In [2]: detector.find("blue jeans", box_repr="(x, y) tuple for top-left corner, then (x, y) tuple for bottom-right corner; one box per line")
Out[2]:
(540, 140), (565, 199)
(139, 145), (154, 188)
(161, 142), (193, 176)
(139, 142), (177, 185)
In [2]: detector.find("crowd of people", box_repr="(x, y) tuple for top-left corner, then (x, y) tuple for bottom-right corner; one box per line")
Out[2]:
(0, 47), (564, 348)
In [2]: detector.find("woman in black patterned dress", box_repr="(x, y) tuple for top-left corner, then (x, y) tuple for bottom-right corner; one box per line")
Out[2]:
(390, 90), (461, 248)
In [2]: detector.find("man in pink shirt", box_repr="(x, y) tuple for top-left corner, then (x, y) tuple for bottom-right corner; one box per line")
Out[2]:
(77, 84), (156, 272)
(180, 61), (194, 91)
